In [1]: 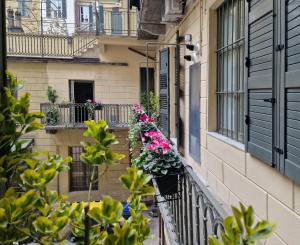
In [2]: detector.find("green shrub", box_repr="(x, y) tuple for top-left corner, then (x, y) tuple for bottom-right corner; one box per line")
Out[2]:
(209, 203), (276, 245)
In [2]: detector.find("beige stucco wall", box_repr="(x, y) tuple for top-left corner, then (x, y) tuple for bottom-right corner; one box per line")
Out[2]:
(7, 40), (149, 201)
(157, 0), (300, 244)
(56, 128), (130, 202)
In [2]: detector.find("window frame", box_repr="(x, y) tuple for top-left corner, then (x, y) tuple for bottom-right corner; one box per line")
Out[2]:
(216, 0), (246, 144)
(69, 146), (98, 192)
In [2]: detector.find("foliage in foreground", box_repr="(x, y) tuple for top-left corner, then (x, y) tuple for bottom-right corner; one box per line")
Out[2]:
(0, 73), (154, 244)
(209, 203), (276, 245)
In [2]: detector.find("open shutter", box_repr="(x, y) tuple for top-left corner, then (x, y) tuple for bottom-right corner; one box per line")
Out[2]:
(159, 48), (170, 138)
(283, 0), (300, 183)
(89, 5), (93, 30)
(246, 0), (274, 166)
(75, 4), (80, 27)
(62, 0), (67, 18)
(111, 8), (122, 35)
(46, 0), (51, 18)
(98, 5), (104, 33)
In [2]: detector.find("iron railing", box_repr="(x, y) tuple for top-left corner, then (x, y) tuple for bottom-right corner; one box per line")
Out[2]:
(97, 9), (137, 37)
(153, 145), (227, 245)
(40, 103), (132, 129)
(5, 4), (138, 57)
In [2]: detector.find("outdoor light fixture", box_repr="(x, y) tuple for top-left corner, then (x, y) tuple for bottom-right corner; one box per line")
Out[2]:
(184, 55), (192, 61)
(184, 34), (192, 43)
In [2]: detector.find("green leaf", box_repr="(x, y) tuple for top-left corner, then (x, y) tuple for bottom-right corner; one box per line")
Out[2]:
(0, 208), (8, 228)
(88, 196), (123, 225)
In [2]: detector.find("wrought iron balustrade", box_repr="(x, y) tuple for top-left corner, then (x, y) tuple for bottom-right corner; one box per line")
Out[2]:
(153, 145), (227, 245)
(40, 103), (132, 129)
(5, 4), (138, 57)
(96, 9), (137, 37)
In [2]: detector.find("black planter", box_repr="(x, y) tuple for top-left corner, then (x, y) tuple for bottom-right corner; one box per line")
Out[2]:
(155, 173), (179, 195)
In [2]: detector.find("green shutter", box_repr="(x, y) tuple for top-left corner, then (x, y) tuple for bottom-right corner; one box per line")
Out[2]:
(159, 48), (170, 138)
(46, 0), (51, 18)
(62, 0), (67, 18)
(111, 8), (122, 35)
(246, 0), (275, 166)
(282, 0), (300, 183)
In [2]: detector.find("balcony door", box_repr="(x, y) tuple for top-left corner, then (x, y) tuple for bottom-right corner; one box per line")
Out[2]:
(80, 5), (93, 31)
(70, 80), (94, 123)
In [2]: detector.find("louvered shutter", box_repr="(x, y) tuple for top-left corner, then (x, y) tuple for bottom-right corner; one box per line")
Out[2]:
(75, 4), (80, 27)
(159, 48), (170, 138)
(89, 5), (93, 30)
(246, 0), (275, 166)
(98, 5), (104, 33)
(46, 0), (51, 18)
(111, 8), (122, 35)
(283, 0), (300, 183)
(62, 0), (67, 18)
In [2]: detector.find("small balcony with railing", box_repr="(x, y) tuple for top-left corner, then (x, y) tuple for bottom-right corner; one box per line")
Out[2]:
(40, 103), (132, 133)
(5, 2), (138, 58)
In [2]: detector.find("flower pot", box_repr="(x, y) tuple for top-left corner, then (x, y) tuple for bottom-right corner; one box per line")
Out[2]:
(155, 173), (179, 195)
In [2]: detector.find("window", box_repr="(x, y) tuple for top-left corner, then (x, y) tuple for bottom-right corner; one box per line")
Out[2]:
(46, 0), (66, 19)
(216, 0), (245, 143)
(246, 0), (300, 184)
(18, 0), (30, 17)
(69, 147), (98, 192)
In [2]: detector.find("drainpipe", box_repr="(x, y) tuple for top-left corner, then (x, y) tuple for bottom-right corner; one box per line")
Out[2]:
(175, 31), (180, 150)
(0, 0), (7, 91)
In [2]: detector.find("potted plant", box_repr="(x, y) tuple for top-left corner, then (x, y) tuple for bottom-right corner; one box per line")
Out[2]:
(45, 86), (59, 125)
(84, 99), (102, 120)
(133, 130), (182, 195)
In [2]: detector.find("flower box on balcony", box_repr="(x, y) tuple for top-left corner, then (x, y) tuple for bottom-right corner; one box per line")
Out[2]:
(154, 173), (179, 196)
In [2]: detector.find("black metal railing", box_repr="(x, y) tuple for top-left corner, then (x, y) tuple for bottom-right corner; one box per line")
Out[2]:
(40, 103), (132, 129)
(153, 146), (227, 245)
(96, 9), (137, 37)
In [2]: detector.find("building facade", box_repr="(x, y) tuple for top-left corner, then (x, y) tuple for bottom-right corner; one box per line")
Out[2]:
(135, 0), (300, 244)
(6, 0), (154, 202)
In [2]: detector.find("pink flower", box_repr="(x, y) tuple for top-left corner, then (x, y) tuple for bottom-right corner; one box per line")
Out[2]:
(144, 131), (161, 139)
(133, 104), (144, 114)
(146, 137), (170, 154)
(139, 114), (156, 123)
(86, 99), (92, 103)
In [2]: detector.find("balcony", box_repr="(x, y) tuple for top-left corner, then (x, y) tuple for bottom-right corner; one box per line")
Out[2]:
(40, 103), (132, 133)
(6, 6), (138, 58)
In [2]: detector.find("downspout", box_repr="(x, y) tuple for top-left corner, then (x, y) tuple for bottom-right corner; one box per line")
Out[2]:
(175, 31), (180, 150)
(0, 0), (7, 90)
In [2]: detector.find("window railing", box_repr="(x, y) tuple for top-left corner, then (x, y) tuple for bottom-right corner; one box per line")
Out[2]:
(40, 103), (132, 129)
